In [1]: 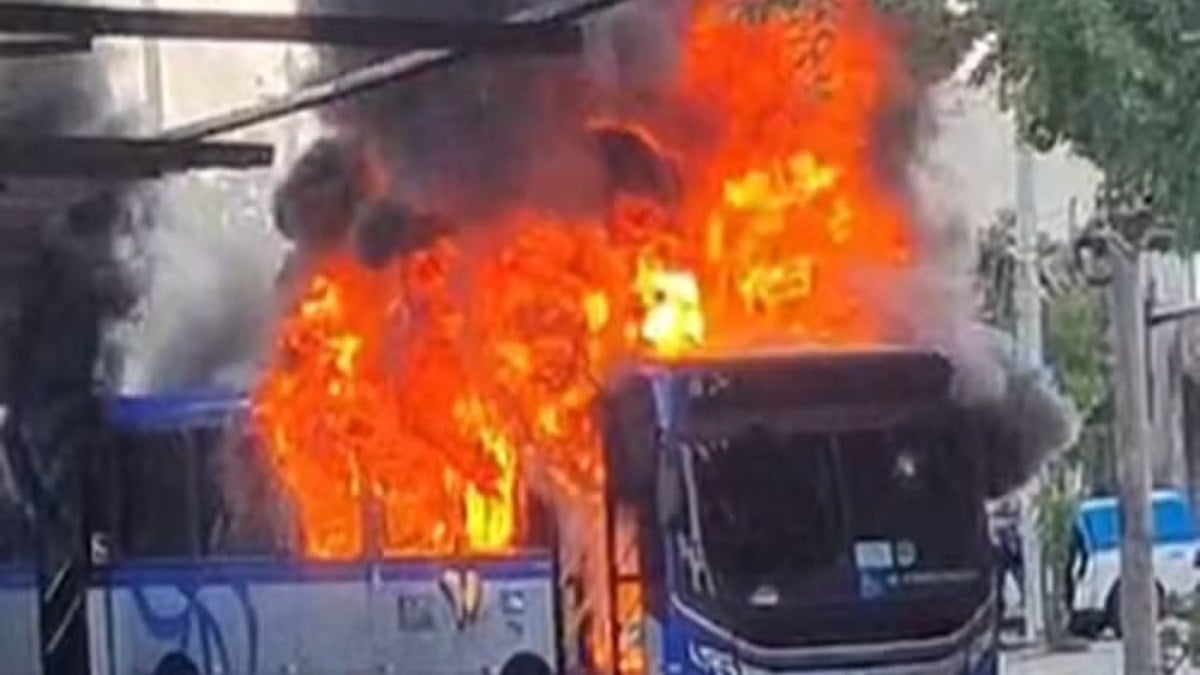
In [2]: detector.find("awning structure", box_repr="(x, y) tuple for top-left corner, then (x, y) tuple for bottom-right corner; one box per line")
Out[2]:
(0, 0), (638, 401)
(0, 1), (582, 51)
(0, 137), (274, 179)
(0, 5), (632, 674)
(0, 0), (628, 183)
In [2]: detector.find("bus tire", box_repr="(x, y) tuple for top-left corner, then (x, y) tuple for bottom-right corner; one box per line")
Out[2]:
(499, 651), (554, 675)
(153, 652), (200, 675)
(1105, 581), (1166, 637)
(1068, 611), (1103, 640)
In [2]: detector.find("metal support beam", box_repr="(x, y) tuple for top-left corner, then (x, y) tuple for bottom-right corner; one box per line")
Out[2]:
(1150, 301), (1200, 327)
(158, 0), (631, 143)
(0, 35), (92, 58)
(0, 137), (273, 178)
(0, 2), (582, 51)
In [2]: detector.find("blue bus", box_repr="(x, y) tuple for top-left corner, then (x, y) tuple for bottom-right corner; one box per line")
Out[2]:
(84, 348), (997, 675)
(599, 349), (998, 675)
(87, 389), (560, 675)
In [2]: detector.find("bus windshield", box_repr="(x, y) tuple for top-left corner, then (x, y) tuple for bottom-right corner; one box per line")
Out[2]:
(683, 421), (989, 644)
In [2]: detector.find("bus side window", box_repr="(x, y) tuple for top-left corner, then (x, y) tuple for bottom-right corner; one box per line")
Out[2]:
(116, 428), (211, 559)
(208, 427), (298, 557)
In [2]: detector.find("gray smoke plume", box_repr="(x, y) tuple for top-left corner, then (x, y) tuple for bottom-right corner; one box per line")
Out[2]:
(0, 16), (142, 669)
(117, 174), (284, 394)
(0, 36), (134, 486)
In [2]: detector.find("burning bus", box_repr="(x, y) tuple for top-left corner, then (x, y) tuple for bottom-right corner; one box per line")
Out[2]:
(88, 390), (560, 675)
(600, 349), (998, 675)
(71, 0), (1077, 672)
(87, 347), (999, 675)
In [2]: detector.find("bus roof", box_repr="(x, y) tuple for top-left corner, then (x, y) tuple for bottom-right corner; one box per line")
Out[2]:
(630, 345), (947, 375)
(107, 389), (248, 431)
(621, 348), (954, 417)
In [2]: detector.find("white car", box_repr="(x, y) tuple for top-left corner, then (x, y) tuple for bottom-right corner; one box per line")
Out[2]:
(1067, 490), (1200, 637)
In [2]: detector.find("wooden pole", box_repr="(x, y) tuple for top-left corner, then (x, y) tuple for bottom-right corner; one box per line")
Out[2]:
(1109, 237), (1159, 674)
(1014, 126), (1045, 643)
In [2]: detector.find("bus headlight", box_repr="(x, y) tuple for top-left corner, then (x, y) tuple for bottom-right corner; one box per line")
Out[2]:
(688, 642), (741, 675)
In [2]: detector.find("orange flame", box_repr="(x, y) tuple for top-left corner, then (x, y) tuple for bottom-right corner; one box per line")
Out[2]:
(254, 0), (911, 573)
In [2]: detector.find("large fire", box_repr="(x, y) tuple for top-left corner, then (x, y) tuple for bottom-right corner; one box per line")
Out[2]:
(254, 0), (910, 566)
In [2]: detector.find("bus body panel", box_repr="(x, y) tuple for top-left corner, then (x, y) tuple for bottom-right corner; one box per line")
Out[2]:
(654, 597), (997, 675)
(0, 564), (40, 675)
(88, 555), (557, 675)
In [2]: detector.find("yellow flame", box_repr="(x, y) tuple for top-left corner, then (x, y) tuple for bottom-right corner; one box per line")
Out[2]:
(636, 260), (705, 357)
(330, 334), (362, 374)
(738, 256), (815, 311)
(456, 396), (517, 552)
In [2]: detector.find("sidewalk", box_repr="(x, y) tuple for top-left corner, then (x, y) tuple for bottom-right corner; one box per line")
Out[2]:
(1002, 641), (1122, 675)
(1002, 639), (1200, 675)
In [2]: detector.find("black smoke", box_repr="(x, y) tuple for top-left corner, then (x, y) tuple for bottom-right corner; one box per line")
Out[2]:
(0, 24), (136, 673)
(276, 0), (686, 268)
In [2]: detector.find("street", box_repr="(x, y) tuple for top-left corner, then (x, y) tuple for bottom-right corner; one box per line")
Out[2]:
(1003, 640), (1197, 675)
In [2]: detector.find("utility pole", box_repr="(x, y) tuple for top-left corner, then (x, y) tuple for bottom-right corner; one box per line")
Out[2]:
(1079, 183), (1160, 674)
(1110, 239), (1158, 675)
(1014, 133), (1045, 643)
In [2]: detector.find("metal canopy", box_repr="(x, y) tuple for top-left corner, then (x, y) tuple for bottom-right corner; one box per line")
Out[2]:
(0, 2), (581, 51)
(159, 0), (631, 143)
(0, 0), (628, 179)
(0, 35), (92, 59)
(0, 137), (272, 179)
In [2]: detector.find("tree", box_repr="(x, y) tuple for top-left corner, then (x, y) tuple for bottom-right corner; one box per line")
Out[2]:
(977, 210), (1113, 645)
(971, 0), (1200, 243)
(1040, 281), (1112, 645)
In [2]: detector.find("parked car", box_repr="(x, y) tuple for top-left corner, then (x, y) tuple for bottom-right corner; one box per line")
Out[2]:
(1067, 489), (1200, 638)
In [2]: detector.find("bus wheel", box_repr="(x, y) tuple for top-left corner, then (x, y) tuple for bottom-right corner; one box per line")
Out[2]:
(153, 652), (200, 675)
(499, 652), (554, 675)
(1105, 582), (1166, 637)
(1068, 611), (1103, 640)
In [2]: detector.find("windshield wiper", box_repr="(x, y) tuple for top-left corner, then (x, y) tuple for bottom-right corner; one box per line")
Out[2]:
(679, 442), (717, 596)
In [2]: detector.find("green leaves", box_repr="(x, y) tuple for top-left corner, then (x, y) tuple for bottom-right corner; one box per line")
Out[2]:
(971, 0), (1200, 244)
(977, 209), (1114, 490)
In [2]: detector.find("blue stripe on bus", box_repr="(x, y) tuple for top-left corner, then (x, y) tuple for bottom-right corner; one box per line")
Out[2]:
(107, 389), (248, 430)
(0, 563), (35, 589)
(92, 553), (553, 586)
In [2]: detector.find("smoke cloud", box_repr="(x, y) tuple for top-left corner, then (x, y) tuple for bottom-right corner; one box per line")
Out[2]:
(0, 4), (141, 601)
(117, 175), (284, 394)
(278, 0), (688, 267)
(270, 0), (1075, 529)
